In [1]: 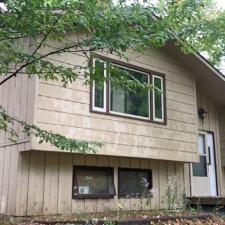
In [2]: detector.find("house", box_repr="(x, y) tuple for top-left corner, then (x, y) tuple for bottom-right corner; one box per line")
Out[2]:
(0, 39), (225, 216)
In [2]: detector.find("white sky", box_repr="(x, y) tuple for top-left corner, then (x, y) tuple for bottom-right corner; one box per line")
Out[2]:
(216, 0), (225, 9)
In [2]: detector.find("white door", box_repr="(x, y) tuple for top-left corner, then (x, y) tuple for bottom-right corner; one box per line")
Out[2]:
(191, 132), (217, 197)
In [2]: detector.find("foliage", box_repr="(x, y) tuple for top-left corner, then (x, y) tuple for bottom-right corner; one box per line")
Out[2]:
(161, 175), (183, 211)
(0, 106), (101, 153)
(103, 220), (116, 225)
(2, 211), (225, 225)
(0, 0), (225, 152)
(140, 177), (153, 210)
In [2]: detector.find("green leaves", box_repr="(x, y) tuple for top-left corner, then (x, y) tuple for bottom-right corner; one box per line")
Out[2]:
(0, 106), (101, 153)
(0, 106), (18, 142)
(0, 0), (225, 153)
(156, 0), (225, 66)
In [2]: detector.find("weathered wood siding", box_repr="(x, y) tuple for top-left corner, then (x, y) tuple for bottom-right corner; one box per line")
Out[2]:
(0, 74), (36, 214)
(0, 74), (36, 147)
(31, 47), (198, 162)
(14, 151), (188, 216)
(219, 107), (225, 195)
(219, 107), (225, 167)
(196, 91), (224, 196)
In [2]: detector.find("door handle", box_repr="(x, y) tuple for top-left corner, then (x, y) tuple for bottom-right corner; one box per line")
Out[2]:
(208, 147), (211, 165)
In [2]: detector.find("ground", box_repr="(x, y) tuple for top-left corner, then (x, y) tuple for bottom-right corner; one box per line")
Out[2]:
(1, 216), (225, 224)
(1, 210), (225, 225)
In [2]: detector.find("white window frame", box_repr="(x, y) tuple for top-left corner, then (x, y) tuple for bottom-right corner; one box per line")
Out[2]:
(91, 56), (166, 124)
(92, 58), (107, 112)
(153, 75), (164, 122)
(109, 63), (151, 120)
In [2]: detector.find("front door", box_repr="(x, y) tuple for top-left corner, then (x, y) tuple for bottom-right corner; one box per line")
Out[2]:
(191, 132), (217, 196)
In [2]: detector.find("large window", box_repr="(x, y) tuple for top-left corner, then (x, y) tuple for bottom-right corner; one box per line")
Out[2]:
(73, 166), (115, 199)
(118, 168), (152, 198)
(91, 55), (166, 123)
(110, 65), (150, 119)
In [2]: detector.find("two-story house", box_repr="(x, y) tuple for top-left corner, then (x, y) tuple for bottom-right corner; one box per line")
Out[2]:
(1, 41), (225, 216)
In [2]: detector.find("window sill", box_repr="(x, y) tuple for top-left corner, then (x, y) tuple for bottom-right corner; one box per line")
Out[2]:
(72, 194), (115, 200)
(118, 195), (153, 199)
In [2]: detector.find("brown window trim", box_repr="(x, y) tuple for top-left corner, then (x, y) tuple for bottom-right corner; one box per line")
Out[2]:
(89, 53), (167, 125)
(72, 166), (116, 200)
(118, 168), (153, 199)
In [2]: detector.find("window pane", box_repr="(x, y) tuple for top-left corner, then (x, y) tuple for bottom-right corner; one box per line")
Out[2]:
(154, 76), (163, 120)
(198, 134), (206, 154)
(94, 60), (105, 109)
(119, 169), (152, 198)
(192, 155), (207, 177)
(130, 171), (149, 197)
(110, 67), (149, 118)
(73, 167), (115, 198)
(119, 170), (130, 197)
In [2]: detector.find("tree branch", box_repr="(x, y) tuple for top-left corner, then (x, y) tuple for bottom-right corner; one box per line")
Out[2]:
(0, 107), (102, 153)
(31, 9), (64, 56)
(0, 42), (92, 86)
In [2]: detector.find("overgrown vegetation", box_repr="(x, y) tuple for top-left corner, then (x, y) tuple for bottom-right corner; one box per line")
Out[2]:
(1, 0), (225, 152)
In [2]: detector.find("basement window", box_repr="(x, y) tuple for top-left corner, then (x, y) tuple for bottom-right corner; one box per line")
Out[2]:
(118, 168), (153, 198)
(72, 166), (115, 199)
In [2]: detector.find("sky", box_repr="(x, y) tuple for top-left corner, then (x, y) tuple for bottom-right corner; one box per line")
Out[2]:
(216, 0), (225, 9)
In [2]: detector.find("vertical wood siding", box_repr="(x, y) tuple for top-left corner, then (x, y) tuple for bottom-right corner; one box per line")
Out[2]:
(0, 143), (29, 215)
(0, 74), (36, 215)
(219, 108), (225, 196)
(197, 91), (224, 196)
(15, 151), (187, 216)
(219, 107), (225, 167)
(0, 74), (36, 146)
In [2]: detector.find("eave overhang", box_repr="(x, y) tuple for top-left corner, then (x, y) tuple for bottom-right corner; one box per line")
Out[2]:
(165, 42), (225, 106)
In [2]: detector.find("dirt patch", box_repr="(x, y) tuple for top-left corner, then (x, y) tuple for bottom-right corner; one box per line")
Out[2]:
(1, 211), (225, 225)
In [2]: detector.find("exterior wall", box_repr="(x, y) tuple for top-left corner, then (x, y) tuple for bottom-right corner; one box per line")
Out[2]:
(14, 151), (189, 216)
(0, 74), (36, 214)
(195, 91), (224, 196)
(0, 74), (35, 147)
(219, 107), (225, 166)
(219, 107), (225, 195)
(31, 47), (198, 163)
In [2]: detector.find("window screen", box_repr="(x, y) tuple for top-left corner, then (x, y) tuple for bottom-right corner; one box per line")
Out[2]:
(118, 168), (152, 198)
